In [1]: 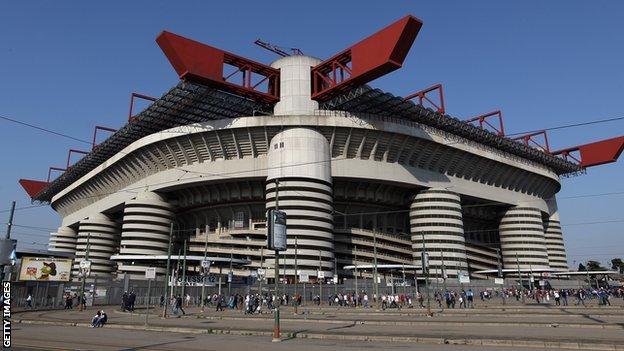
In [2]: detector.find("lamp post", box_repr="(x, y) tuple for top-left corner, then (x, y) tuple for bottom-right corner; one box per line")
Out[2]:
(200, 225), (209, 313)
(162, 223), (174, 318)
(421, 231), (431, 315)
(372, 231), (379, 308)
(79, 233), (91, 312)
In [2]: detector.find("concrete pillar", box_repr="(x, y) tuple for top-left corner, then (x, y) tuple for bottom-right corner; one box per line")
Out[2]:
(118, 191), (174, 277)
(544, 212), (569, 271)
(410, 188), (468, 278)
(499, 206), (550, 271)
(72, 213), (120, 281)
(48, 226), (77, 255)
(266, 127), (333, 279)
(271, 56), (322, 116)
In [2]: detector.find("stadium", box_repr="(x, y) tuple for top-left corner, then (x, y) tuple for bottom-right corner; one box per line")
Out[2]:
(18, 15), (624, 285)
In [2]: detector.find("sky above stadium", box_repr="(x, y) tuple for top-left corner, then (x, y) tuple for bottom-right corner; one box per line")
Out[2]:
(0, 1), (622, 269)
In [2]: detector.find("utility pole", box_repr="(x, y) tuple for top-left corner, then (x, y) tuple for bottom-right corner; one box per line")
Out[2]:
(5, 201), (15, 239)
(173, 248), (181, 298)
(334, 254), (338, 295)
(228, 250), (233, 296)
(354, 245), (358, 296)
(496, 248), (505, 305)
(402, 263), (406, 296)
(200, 225), (209, 313)
(181, 239), (188, 298)
(162, 223), (174, 318)
(318, 249), (323, 305)
(441, 250), (447, 294)
(294, 236), (298, 298)
(272, 178), (281, 342)
(259, 247), (264, 295)
(1, 201), (16, 282)
(372, 231), (379, 307)
(586, 261), (591, 290)
(516, 253), (525, 303)
(79, 233), (91, 312)
(421, 231), (431, 316)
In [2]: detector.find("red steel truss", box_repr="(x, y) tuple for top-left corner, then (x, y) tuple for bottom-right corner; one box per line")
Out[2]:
(512, 130), (550, 153)
(129, 92), (157, 122)
(466, 110), (505, 136)
(311, 15), (423, 102)
(92, 125), (117, 150)
(404, 83), (446, 114)
(66, 149), (89, 169)
(157, 31), (279, 104)
(47, 167), (66, 182)
(552, 136), (624, 168)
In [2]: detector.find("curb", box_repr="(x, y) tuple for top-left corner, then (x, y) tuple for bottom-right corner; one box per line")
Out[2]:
(16, 319), (624, 350)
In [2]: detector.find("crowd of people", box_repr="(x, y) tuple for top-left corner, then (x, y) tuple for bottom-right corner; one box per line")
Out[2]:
(156, 286), (624, 313)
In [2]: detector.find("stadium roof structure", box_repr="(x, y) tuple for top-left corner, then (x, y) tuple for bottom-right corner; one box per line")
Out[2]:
(19, 14), (623, 203)
(28, 81), (270, 203)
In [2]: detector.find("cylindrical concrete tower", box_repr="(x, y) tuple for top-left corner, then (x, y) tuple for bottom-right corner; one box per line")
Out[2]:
(48, 226), (77, 254)
(266, 127), (333, 280)
(271, 56), (322, 116)
(544, 212), (568, 271)
(118, 191), (174, 277)
(410, 188), (468, 278)
(72, 213), (120, 281)
(499, 206), (550, 271)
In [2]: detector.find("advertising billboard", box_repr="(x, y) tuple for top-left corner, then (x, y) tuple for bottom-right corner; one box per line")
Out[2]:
(19, 257), (72, 282)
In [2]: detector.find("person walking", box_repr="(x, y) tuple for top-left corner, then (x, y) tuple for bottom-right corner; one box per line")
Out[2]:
(26, 294), (33, 308)
(175, 295), (186, 316)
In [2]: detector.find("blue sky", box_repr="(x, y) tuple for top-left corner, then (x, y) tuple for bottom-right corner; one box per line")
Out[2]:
(0, 1), (622, 268)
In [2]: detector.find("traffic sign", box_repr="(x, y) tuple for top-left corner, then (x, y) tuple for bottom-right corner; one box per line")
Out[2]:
(494, 277), (504, 285)
(201, 260), (211, 269)
(299, 273), (309, 283)
(317, 271), (325, 279)
(257, 268), (266, 277)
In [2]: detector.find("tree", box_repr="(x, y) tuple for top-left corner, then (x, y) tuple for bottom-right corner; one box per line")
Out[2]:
(586, 260), (606, 271)
(577, 263), (586, 272)
(611, 258), (624, 274)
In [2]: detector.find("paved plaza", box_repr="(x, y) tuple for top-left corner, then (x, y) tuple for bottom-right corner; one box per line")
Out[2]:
(12, 299), (624, 351)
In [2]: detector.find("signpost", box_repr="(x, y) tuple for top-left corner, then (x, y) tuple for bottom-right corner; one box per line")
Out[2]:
(145, 267), (156, 325)
(267, 179), (286, 342)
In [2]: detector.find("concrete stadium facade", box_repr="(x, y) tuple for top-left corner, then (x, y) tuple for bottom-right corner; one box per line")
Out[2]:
(44, 55), (571, 283)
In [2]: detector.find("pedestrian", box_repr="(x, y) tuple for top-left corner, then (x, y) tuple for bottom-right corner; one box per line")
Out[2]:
(26, 294), (33, 308)
(175, 294), (186, 316)
(554, 290), (560, 306)
(64, 293), (73, 309)
(128, 291), (136, 312)
(216, 295), (224, 311)
(91, 311), (102, 327)
(159, 295), (165, 307)
(466, 289), (474, 308)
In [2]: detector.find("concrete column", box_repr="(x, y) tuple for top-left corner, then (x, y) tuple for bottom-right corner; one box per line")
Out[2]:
(48, 226), (77, 255)
(271, 56), (322, 116)
(118, 191), (174, 277)
(72, 213), (120, 281)
(410, 188), (468, 278)
(266, 127), (333, 279)
(544, 212), (569, 271)
(499, 206), (550, 271)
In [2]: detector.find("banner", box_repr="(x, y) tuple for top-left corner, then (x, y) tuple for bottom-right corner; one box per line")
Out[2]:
(19, 257), (72, 281)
